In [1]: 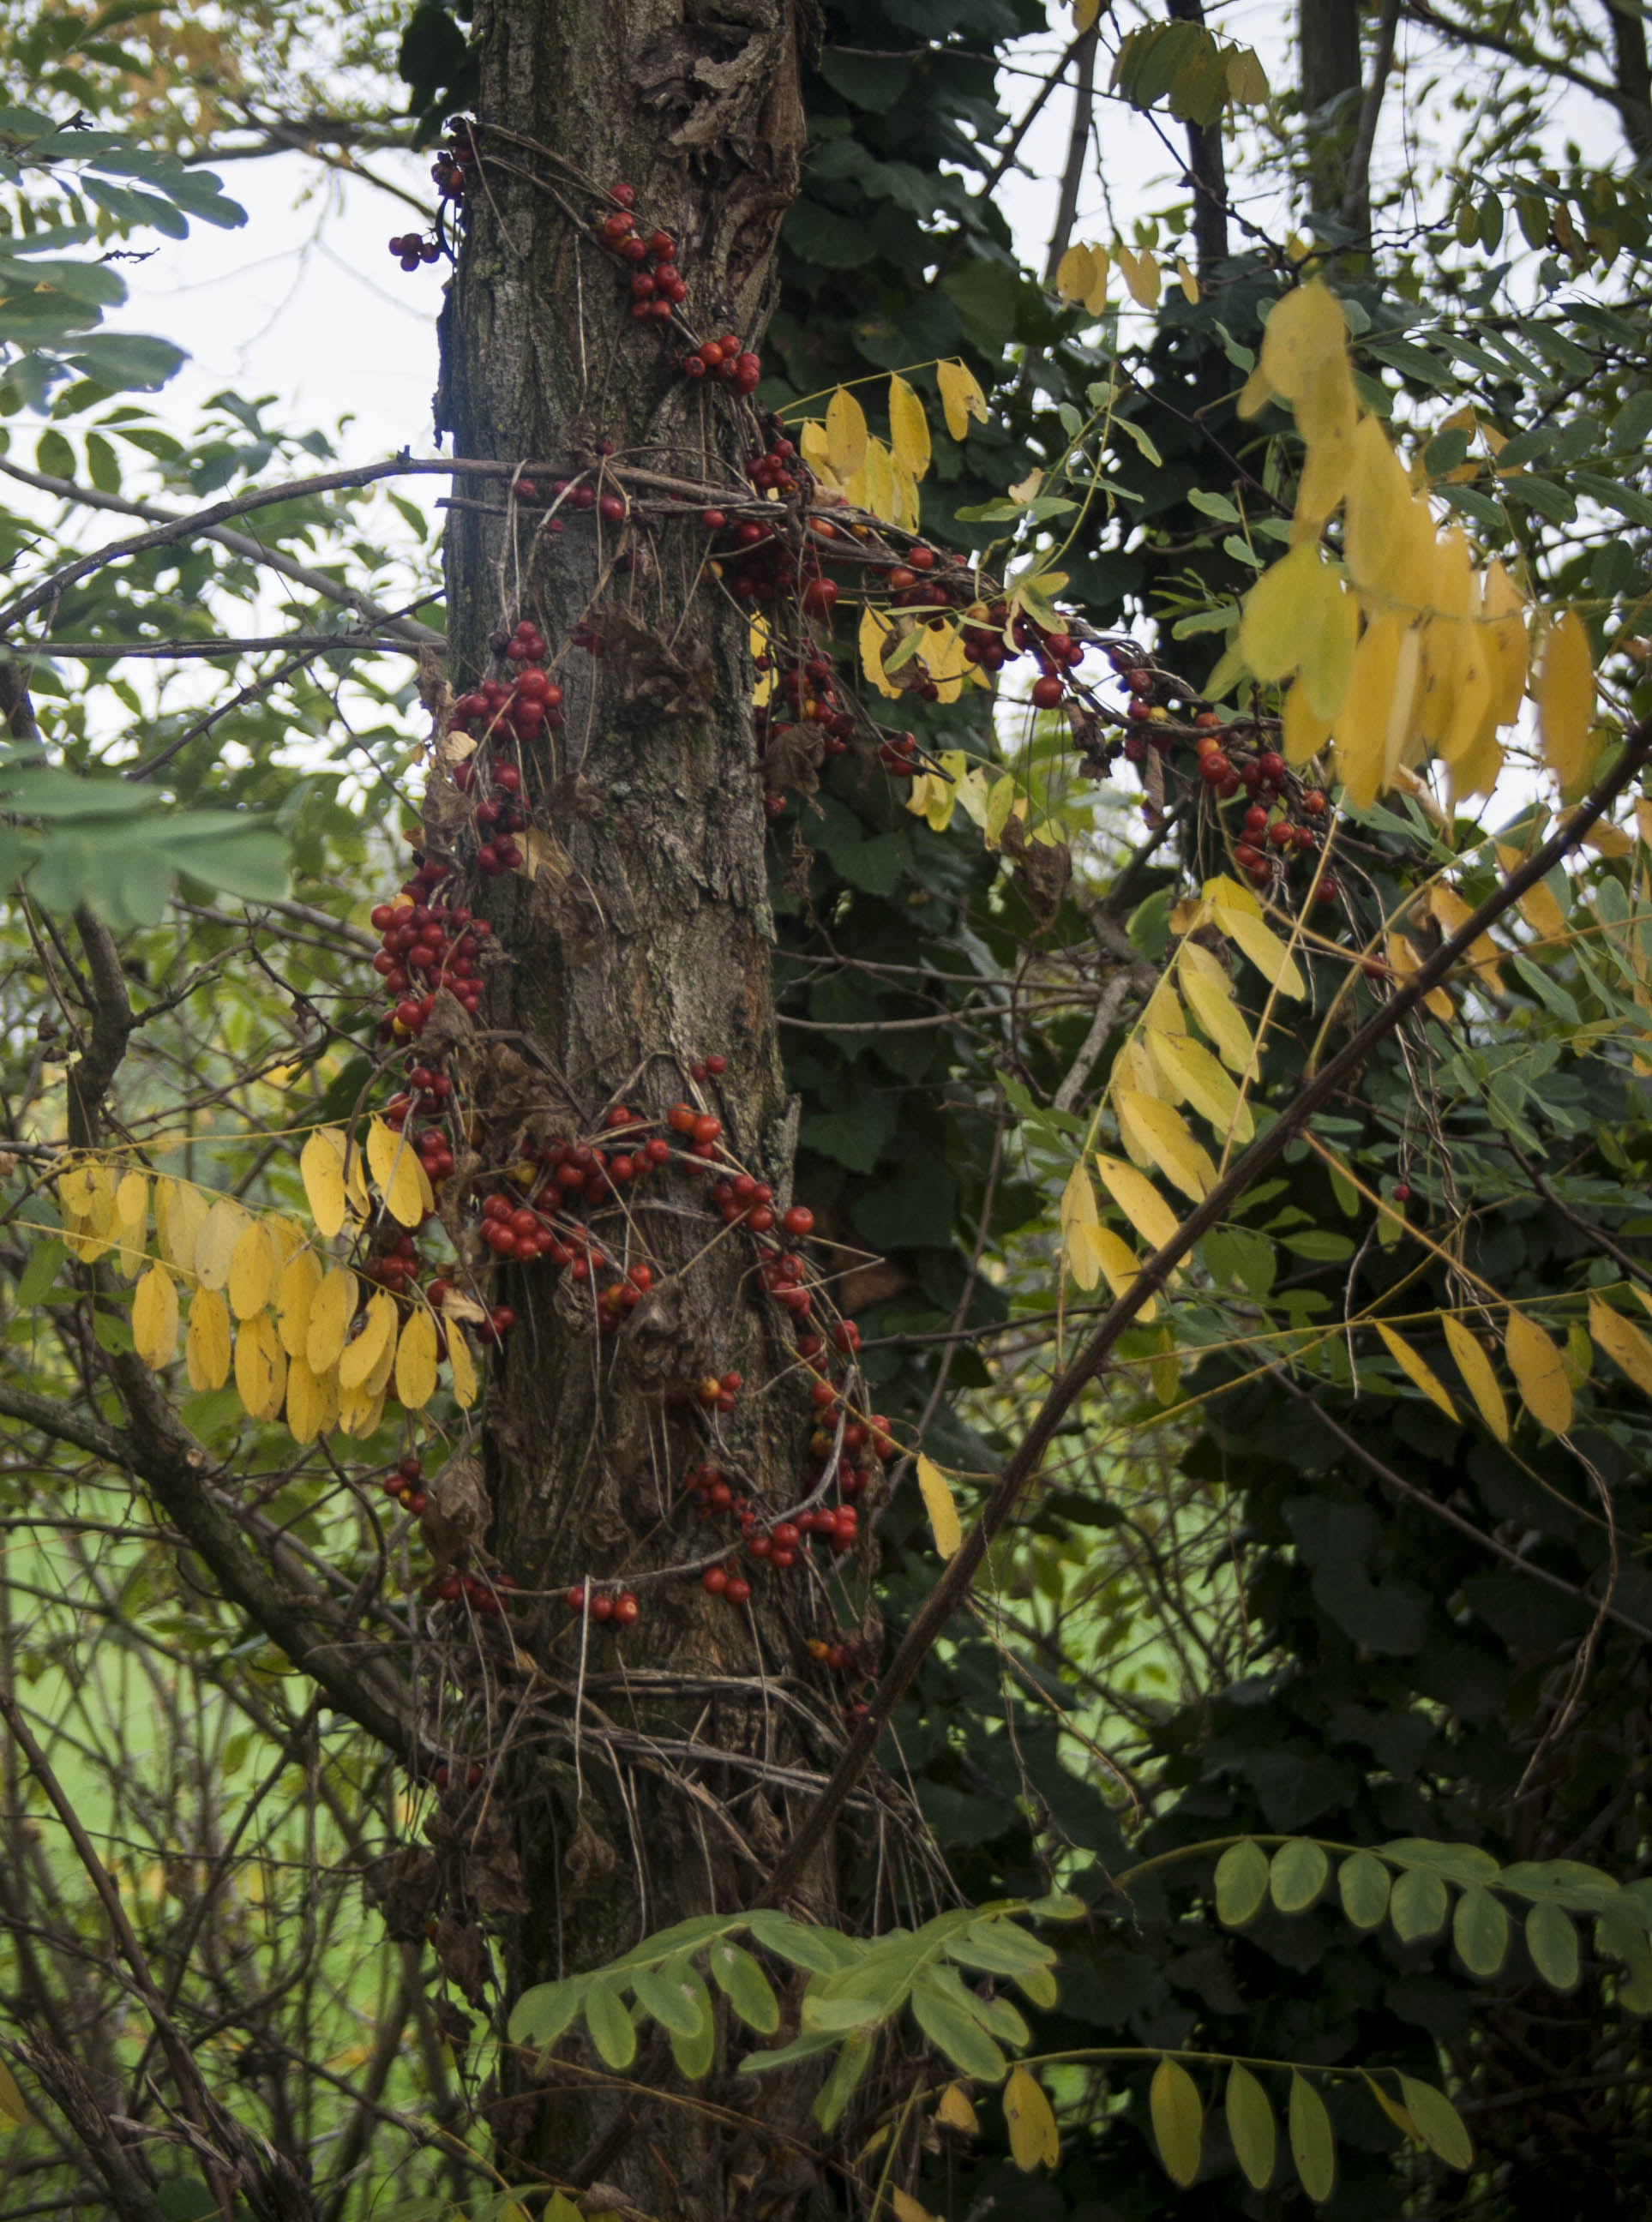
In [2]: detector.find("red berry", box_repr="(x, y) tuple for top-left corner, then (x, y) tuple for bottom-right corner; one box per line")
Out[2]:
(614, 1592), (639, 1626)
(1030, 675), (1064, 710)
(781, 1204), (814, 1238)
(724, 1576), (752, 1606)
(702, 1565), (729, 1594)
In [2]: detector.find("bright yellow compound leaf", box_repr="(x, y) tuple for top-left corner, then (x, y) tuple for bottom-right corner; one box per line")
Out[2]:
(337, 1380), (387, 1441)
(156, 1179), (207, 1275)
(301, 1126), (350, 1240)
(1114, 243), (1161, 308)
(1505, 1309), (1573, 1434)
(1004, 2066), (1060, 2171)
(185, 1288), (231, 1392)
(1061, 1162), (1104, 1290)
(277, 1249), (322, 1358)
(339, 1289), (396, 1392)
(306, 1266), (357, 1375)
(1441, 1314), (1509, 1443)
(227, 1220), (277, 1321)
(395, 1309), (440, 1410)
(825, 386), (868, 479)
(234, 1312), (287, 1423)
(132, 1264), (180, 1370)
(1148, 1029), (1254, 1145)
(1055, 241), (1097, 305)
(1259, 279), (1349, 408)
(1588, 1296), (1652, 1397)
(194, 1197), (249, 1292)
(1116, 1092), (1216, 1203)
(916, 1454), (963, 1558)
(1095, 1152), (1182, 1252)
(1536, 610), (1594, 793)
(888, 374), (931, 481)
(367, 1118), (426, 1229)
(937, 358), (988, 441)
(1374, 1322), (1457, 1420)
(448, 1326), (478, 1409)
(1385, 932), (1454, 1023)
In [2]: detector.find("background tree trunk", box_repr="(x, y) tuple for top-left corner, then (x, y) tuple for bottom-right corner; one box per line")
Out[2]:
(1300, 0), (1365, 231)
(432, 4), (838, 2208)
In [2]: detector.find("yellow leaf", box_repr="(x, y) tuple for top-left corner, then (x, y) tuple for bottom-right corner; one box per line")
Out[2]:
(1116, 1092), (1216, 1203)
(1004, 2065), (1060, 2171)
(916, 1453), (963, 1558)
(1114, 243), (1161, 308)
(1073, 0), (1101, 30)
(448, 1325), (479, 1409)
(907, 771), (956, 832)
(1175, 255), (1198, 305)
(156, 1179), (207, 1275)
(395, 1308), (440, 1410)
(337, 1379), (387, 1441)
(306, 1265), (357, 1375)
(937, 358), (988, 441)
(919, 621), (971, 706)
(132, 1264), (180, 1370)
(0, 2054), (31, 2128)
(825, 386), (868, 479)
(891, 2193), (940, 2222)
(888, 374), (932, 482)
(194, 1197), (249, 1292)
(1283, 675), (1332, 766)
(1061, 1162), (1103, 1290)
(1333, 610), (1410, 811)
(1588, 1295), (1652, 1399)
(1417, 884), (1501, 988)
(859, 604), (900, 697)
(227, 1220), (277, 1321)
(1505, 1309), (1573, 1434)
(115, 1168), (148, 1238)
(1091, 1225), (1157, 1319)
(1148, 1029), (1254, 1144)
(234, 1311), (287, 1423)
(276, 1249), (322, 1357)
(1344, 415), (1421, 605)
(1095, 1152), (1183, 1252)
(301, 1126), (350, 1240)
(1496, 844), (1568, 944)
(1385, 932), (1454, 1023)
(1537, 610), (1594, 793)
(1055, 242), (1097, 304)
(937, 2083), (979, 2135)
(1301, 580), (1359, 723)
(1480, 560), (1529, 724)
(1177, 941), (1256, 1073)
(1207, 876), (1306, 998)
(1441, 1314), (1509, 1442)
(367, 1117), (426, 1229)
(339, 1288), (397, 1392)
(1238, 541), (1331, 683)
(284, 1352), (335, 1444)
(185, 1287), (231, 1392)
(1259, 279), (1349, 408)
(1374, 1322), (1457, 1420)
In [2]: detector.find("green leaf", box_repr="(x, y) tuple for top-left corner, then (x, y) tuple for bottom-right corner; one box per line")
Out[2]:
(15, 1239), (67, 1306)
(1526, 1899), (1580, 1990)
(910, 1975), (1008, 2081)
(1150, 2056), (1203, 2187)
(1270, 1838), (1329, 1914)
(666, 1960), (714, 2080)
(1381, 1838), (1499, 1886)
(708, 1942), (779, 2034)
(1114, 416), (1163, 469)
(945, 1918), (1058, 1978)
(1289, 2074), (1336, 2203)
(812, 2032), (874, 2132)
(1214, 1840), (1270, 1925)
(1187, 489), (1241, 523)
(745, 1912), (860, 1973)
(62, 332), (186, 392)
(1225, 2063), (1276, 2191)
(738, 2028), (844, 2076)
(507, 1979), (583, 2052)
(633, 1962), (705, 2040)
(1452, 1885), (1510, 1977)
(1397, 2076), (1474, 2171)
(1389, 1866), (1450, 1943)
(582, 1979), (637, 2069)
(1337, 1852), (1391, 1931)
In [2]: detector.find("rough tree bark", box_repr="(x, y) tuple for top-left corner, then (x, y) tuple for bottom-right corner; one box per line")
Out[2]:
(430, 3), (846, 2211)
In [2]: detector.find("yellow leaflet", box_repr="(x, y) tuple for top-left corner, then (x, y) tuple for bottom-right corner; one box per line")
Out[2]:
(1418, 884), (1501, 989)
(1302, 581), (1359, 723)
(448, 1326), (478, 1409)
(337, 1380), (387, 1441)
(1237, 541), (1328, 683)
(195, 1198), (249, 1292)
(1386, 933), (1454, 1023)
(306, 1265), (357, 1375)
(1055, 241), (1098, 305)
(1004, 2066), (1060, 2172)
(1175, 255), (1198, 306)
(1588, 1296), (1652, 1398)
(1149, 1029), (1254, 1144)
(891, 454), (921, 531)
(301, 1126), (349, 1240)
(394, 1308), (440, 1410)
(367, 1117), (426, 1229)
(1174, 942), (1253, 1071)
(1495, 844), (1568, 944)
(1537, 609), (1594, 793)
(825, 386), (868, 479)
(920, 620), (971, 705)
(1207, 876), (1306, 999)
(937, 2084), (979, 2135)
(1115, 243), (1161, 308)
(850, 437), (898, 525)
(799, 417), (835, 487)
(936, 358), (988, 441)
(1440, 620), (1493, 768)
(56, 1161), (96, 1216)
(1293, 425), (1354, 543)
(984, 774), (1019, 848)
(185, 1288), (231, 1393)
(339, 1288), (397, 1392)
(1115, 1091), (1216, 1203)
(1374, 1322), (1457, 1420)
(891, 2192), (940, 2222)
(1333, 610), (1408, 811)
(1061, 1162), (1103, 1290)
(1142, 974), (1184, 1036)
(1505, 1309), (1573, 1434)
(1259, 279), (1349, 407)
(1481, 560), (1529, 724)
(1091, 1225), (1158, 1319)
(916, 1453), (963, 1559)
(888, 374), (931, 482)
(1343, 415), (1416, 604)
(1096, 1151), (1182, 1252)
(227, 1221), (276, 1320)
(1113, 1034), (1161, 1101)
(276, 1249), (322, 1358)
(1283, 675), (1332, 766)
(1639, 798), (1652, 850)
(284, 1353), (336, 1444)
(132, 1264), (180, 1370)
(234, 1312), (287, 1424)
(1415, 526), (1473, 748)
(1441, 1314), (1509, 1442)
(907, 771), (955, 832)
(1073, 0), (1101, 28)
(156, 1178), (207, 1275)
(115, 1168), (148, 1237)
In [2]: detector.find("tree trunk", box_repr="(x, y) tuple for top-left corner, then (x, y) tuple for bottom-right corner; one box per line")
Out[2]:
(1166, 0), (1229, 276)
(431, 4), (840, 2210)
(1608, 0), (1652, 162)
(1300, 0), (1365, 230)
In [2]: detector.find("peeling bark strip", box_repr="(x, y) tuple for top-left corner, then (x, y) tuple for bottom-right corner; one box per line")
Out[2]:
(436, 5), (849, 2207)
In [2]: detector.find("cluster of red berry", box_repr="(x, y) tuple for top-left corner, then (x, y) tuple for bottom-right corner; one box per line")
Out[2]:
(683, 333), (762, 393)
(596, 183), (686, 325)
(387, 122), (473, 271)
(369, 875), (490, 1042)
(564, 1580), (640, 1626)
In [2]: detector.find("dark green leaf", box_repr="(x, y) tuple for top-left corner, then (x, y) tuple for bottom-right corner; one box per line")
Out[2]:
(1270, 1838), (1329, 1914)
(1526, 1899), (1579, 1989)
(1452, 1885), (1509, 1976)
(1390, 1866), (1450, 1943)
(1337, 1852), (1391, 1930)
(1214, 1840), (1270, 1925)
